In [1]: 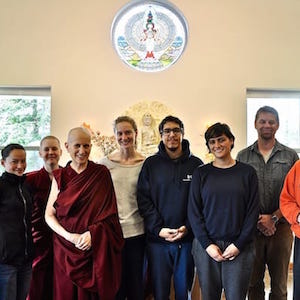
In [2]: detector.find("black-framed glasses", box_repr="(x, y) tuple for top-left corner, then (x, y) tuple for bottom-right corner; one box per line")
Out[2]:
(161, 128), (182, 135)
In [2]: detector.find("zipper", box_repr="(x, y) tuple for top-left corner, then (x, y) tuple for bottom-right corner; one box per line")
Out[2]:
(19, 184), (28, 257)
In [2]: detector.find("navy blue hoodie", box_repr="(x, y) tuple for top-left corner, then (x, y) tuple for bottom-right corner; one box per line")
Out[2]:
(137, 139), (203, 243)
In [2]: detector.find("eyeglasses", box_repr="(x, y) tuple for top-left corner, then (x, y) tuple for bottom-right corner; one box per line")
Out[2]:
(161, 128), (182, 135)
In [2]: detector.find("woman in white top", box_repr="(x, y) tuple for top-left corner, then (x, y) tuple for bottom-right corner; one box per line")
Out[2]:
(99, 116), (146, 300)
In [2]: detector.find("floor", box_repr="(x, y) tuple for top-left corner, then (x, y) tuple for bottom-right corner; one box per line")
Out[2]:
(167, 268), (294, 299)
(221, 269), (294, 300)
(264, 269), (293, 300)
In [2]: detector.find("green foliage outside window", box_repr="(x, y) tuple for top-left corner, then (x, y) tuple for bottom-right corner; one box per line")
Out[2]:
(0, 96), (51, 172)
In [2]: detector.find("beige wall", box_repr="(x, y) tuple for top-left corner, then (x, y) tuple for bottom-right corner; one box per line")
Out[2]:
(1, 0), (300, 164)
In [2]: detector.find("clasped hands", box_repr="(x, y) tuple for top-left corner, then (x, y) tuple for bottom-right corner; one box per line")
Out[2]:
(257, 214), (276, 236)
(67, 231), (92, 251)
(159, 226), (187, 242)
(206, 243), (240, 262)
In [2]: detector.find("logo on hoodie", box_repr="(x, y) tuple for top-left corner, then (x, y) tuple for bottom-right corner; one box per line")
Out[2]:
(182, 174), (192, 182)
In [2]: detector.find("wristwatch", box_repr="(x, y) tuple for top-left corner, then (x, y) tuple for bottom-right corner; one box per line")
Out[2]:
(271, 214), (279, 224)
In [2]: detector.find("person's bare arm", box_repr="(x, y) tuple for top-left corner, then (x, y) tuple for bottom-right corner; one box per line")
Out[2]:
(45, 178), (82, 245)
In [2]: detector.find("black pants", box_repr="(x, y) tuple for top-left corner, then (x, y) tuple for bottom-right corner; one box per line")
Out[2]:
(115, 234), (146, 300)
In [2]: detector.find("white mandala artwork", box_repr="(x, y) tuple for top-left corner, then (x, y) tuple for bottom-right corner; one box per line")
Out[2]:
(111, 0), (188, 72)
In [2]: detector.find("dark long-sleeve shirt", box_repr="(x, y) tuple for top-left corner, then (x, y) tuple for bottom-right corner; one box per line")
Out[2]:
(188, 161), (259, 251)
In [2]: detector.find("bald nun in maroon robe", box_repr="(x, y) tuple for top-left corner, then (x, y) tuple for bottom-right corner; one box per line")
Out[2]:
(45, 127), (124, 300)
(26, 167), (54, 300)
(26, 135), (62, 300)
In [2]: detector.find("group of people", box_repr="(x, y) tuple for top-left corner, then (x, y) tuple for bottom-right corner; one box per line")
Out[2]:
(0, 106), (300, 300)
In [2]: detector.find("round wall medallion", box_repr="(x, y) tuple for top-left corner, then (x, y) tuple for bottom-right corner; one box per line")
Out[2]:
(111, 0), (188, 72)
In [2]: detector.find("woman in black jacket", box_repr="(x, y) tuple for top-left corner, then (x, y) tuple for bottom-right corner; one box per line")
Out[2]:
(0, 143), (33, 300)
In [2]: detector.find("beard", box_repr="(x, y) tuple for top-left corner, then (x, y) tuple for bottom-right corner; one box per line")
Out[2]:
(164, 139), (182, 154)
(167, 147), (178, 152)
(165, 143), (180, 152)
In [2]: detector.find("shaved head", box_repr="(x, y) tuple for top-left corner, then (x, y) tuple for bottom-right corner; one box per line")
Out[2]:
(65, 127), (92, 169)
(67, 127), (91, 143)
(40, 135), (61, 149)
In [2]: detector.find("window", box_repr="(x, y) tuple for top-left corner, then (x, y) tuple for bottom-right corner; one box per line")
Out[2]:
(247, 88), (300, 153)
(0, 86), (51, 173)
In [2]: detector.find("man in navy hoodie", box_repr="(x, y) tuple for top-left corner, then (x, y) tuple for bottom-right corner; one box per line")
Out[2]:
(137, 115), (203, 300)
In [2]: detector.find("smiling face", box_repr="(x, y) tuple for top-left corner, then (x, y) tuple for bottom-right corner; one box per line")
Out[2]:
(208, 134), (233, 160)
(161, 121), (183, 154)
(1, 149), (26, 176)
(255, 112), (279, 141)
(39, 137), (62, 170)
(115, 121), (137, 150)
(65, 128), (91, 168)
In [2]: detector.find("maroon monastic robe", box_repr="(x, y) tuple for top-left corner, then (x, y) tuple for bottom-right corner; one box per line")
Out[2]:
(53, 161), (124, 300)
(26, 167), (54, 300)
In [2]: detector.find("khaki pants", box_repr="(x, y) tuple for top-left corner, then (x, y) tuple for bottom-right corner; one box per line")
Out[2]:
(248, 222), (293, 300)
